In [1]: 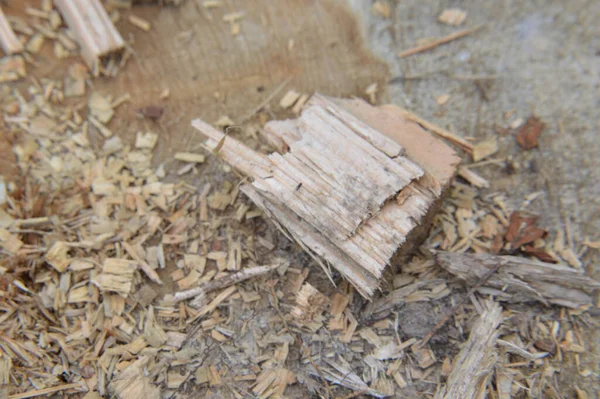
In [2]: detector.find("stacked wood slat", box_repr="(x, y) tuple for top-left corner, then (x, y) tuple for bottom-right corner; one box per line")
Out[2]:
(55, 0), (125, 74)
(192, 94), (460, 297)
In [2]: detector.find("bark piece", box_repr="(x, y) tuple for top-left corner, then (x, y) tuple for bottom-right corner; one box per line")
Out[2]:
(55, 0), (125, 73)
(0, 6), (23, 54)
(435, 301), (503, 399)
(436, 252), (600, 309)
(192, 95), (459, 297)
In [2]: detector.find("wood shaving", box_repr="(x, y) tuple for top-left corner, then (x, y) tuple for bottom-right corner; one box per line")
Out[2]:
(438, 8), (467, 26)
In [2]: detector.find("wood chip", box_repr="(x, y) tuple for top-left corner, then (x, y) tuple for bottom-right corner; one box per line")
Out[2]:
(92, 258), (138, 297)
(472, 137), (498, 162)
(436, 93), (451, 105)
(110, 357), (160, 399)
(438, 9), (467, 26)
(279, 90), (301, 109)
(45, 241), (71, 272)
(372, 2), (391, 18)
(0, 6), (24, 54)
(174, 152), (206, 164)
(128, 15), (151, 31)
(458, 166), (489, 188)
(0, 56), (26, 83)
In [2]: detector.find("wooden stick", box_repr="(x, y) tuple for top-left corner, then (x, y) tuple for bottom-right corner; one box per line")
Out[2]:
(419, 261), (502, 347)
(392, 106), (474, 154)
(436, 252), (600, 309)
(8, 383), (84, 399)
(398, 25), (484, 58)
(164, 263), (281, 304)
(54, 0), (124, 73)
(0, 6), (23, 55)
(363, 279), (446, 321)
(435, 301), (502, 399)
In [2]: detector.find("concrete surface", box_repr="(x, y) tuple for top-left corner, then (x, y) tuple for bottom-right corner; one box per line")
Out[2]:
(349, 0), (600, 394)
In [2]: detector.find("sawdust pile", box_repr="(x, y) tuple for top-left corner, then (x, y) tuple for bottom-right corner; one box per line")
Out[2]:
(0, 1), (598, 399)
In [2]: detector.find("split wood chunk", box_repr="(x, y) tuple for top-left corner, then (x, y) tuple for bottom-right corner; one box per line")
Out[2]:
(54, 0), (125, 74)
(436, 252), (600, 309)
(291, 283), (329, 321)
(192, 94), (459, 297)
(45, 241), (70, 272)
(0, 6), (23, 55)
(435, 301), (502, 399)
(92, 258), (138, 297)
(109, 356), (160, 399)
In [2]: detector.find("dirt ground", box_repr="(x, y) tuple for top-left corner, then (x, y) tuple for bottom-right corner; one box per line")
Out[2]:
(348, 0), (600, 394)
(1, 0), (599, 397)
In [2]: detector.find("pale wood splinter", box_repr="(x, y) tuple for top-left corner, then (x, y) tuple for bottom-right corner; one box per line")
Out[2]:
(0, 6), (24, 55)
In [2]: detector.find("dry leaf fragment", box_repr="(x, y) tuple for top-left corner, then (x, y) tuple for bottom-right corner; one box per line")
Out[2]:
(137, 105), (164, 121)
(522, 246), (557, 263)
(516, 116), (544, 150)
(505, 212), (547, 249)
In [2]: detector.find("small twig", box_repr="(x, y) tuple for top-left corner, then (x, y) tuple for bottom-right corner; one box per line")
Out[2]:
(398, 25), (484, 58)
(418, 260), (502, 348)
(450, 74), (498, 81)
(388, 68), (449, 84)
(394, 107), (474, 154)
(8, 383), (84, 399)
(239, 77), (292, 123)
(12, 217), (51, 227)
(463, 157), (506, 169)
(165, 263), (281, 304)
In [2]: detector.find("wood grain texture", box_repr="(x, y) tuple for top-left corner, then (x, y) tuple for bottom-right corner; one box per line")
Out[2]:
(436, 252), (600, 309)
(54, 0), (124, 72)
(435, 301), (503, 399)
(0, 6), (23, 55)
(193, 96), (458, 297)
